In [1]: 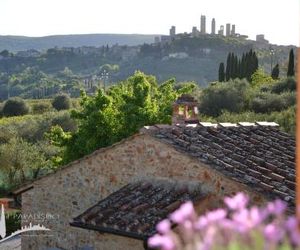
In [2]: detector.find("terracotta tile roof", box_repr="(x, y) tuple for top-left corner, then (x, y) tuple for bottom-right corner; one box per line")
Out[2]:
(142, 122), (296, 209)
(70, 179), (207, 239)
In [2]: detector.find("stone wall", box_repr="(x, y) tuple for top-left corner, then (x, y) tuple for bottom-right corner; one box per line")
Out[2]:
(21, 133), (267, 250)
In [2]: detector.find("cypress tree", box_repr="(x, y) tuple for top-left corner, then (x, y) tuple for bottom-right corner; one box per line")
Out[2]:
(271, 64), (279, 79)
(233, 55), (238, 79)
(245, 52), (251, 81)
(237, 58), (241, 78)
(252, 52), (259, 73)
(240, 53), (246, 78)
(218, 62), (225, 82)
(225, 53), (231, 81)
(229, 53), (235, 79)
(287, 49), (295, 77)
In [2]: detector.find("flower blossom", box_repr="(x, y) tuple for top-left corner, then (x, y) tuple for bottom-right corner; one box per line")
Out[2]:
(224, 192), (249, 211)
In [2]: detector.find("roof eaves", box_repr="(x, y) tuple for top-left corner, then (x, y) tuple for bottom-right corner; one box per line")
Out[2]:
(69, 221), (147, 240)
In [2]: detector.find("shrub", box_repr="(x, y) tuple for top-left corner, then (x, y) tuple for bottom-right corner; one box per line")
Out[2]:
(271, 77), (296, 94)
(52, 94), (71, 111)
(51, 112), (77, 132)
(148, 193), (300, 250)
(214, 107), (295, 135)
(2, 97), (30, 117)
(31, 102), (52, 114)
(249, 92), (295, 113)
(251, 68), (275, 86)
(199, 79), (249, 117)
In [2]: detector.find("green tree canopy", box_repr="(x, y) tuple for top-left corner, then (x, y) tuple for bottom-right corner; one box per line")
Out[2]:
(251, 68), (275, 86)
(0, 137), (47, 188)
(2, 97), (30, 117)
(53, 71), (195, 163)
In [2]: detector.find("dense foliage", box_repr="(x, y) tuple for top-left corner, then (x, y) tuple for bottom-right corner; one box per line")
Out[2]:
(2, 97), (30, 117)
(51, 71), (195, 163)
(0, 110), (77, 190)
(199, 77), (295, 118)
(148, 193), (300, 250)
(52, 94), (71, 111)
(199, 79), (249, 116)
(222, 50), (259, 82)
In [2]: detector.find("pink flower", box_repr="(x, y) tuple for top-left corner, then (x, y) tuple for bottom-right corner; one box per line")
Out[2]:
(267, 199), (287, 215)
(169, 201), (195, 224)
(232, 206), (262, 232)
(148, 234), (175, 250)
(148, 234), (164, 248)
(224, 192), (249, 211)
(179, 201), (195, 219)
(206, 209), (227, 222)
(160, 236), (176, 250)
(285, 216), (297, 231)
(157, 219), (171, 234)
(169, 209), (186, 224)
(194, 215), (208, 230)
(264, 223), (284, 243)
(285, 216), (300, 246)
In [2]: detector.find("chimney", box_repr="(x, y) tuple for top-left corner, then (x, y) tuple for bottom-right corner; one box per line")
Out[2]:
(172, 94), (199, 125)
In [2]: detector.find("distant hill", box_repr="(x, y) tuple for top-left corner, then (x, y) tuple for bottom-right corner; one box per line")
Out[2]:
(0, 34), (160, 52)
(0, 34), (296, 100)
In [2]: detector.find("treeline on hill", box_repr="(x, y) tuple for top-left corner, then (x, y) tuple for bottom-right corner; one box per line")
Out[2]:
(219, 49), (295, 82)
(218, 50), (258, 82)
(0, 36), (296, 100)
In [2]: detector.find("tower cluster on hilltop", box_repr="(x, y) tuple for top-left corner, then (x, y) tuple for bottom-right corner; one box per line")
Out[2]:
(199, 15), (236, 37)
(155, 15), (269, 45)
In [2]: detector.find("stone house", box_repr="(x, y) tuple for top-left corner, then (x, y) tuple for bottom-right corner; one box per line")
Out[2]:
(13, 96), (295, 250)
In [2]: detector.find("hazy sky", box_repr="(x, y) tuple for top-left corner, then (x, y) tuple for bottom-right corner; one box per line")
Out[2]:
(1, 0), (299, 46)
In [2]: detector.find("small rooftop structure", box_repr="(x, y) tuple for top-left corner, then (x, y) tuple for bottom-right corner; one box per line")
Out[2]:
(172, 94), (199, 125)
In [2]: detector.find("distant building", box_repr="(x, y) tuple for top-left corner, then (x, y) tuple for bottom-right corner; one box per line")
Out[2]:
(200, 15), (206, 34)
(154, 36), (160, 44)
(256, 34), (269, 43)
(192, 26), (199, 37)
(170, 26), (176, 38)
(226, 23), (231, 37)
(211, 18), (216, 35)
(231, 25), (236, 36)
(161, 35), (172, 44)
(218, 25), (224, 36)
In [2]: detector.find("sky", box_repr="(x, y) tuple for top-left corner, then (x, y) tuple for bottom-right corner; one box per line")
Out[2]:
(1, 0), (299, 46)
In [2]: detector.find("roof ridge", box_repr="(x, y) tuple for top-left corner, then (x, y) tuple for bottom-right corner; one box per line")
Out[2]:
(141, 121), (280, 131)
